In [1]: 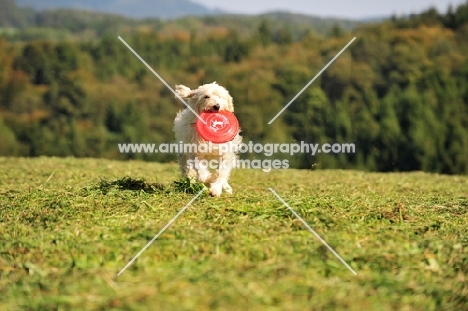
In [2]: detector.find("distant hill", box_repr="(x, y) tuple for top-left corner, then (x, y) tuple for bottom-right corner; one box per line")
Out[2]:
(0, 0), (362, 41)
(0, 0), (34, 27)
(13, 0), (223, 19)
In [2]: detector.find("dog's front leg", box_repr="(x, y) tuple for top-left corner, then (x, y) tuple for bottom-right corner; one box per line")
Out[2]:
(209, 156), (233, 197)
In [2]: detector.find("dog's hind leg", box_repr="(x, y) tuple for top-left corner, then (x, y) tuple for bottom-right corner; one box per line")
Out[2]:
(178, 154), (197, 179)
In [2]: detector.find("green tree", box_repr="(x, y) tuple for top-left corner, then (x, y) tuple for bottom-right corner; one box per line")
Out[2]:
(257, 20), (272, 46)
(15, 42), (55, 84)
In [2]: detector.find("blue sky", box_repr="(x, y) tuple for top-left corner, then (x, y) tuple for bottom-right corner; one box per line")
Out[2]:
(193, 0), (466, 19)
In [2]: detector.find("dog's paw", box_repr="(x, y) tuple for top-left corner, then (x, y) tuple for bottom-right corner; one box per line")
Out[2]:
(209, 183), (223, 197)
(222, 183), (232, 194)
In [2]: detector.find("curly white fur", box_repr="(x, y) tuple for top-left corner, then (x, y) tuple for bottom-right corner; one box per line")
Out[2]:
(173, 82), (242, 196)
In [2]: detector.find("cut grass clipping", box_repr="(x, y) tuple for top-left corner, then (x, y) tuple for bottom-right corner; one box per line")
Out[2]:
(94, 176), (207, 195)
(97, 176), (164, 194)
(173, 177), (207, 194)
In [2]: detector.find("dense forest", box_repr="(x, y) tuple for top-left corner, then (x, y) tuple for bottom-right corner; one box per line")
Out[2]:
(0, 2), (468, 174)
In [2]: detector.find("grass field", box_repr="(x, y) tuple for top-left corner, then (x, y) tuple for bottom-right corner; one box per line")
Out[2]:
(0, 157), (467, 310)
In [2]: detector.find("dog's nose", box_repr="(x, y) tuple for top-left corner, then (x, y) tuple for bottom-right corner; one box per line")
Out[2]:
(213, 104), (220, 111)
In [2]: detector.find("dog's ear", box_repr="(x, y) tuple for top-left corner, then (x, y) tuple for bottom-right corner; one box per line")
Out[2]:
(175, 85), (195, 99)
(222, 87), (234, 112)
(227, 95), (234, 112)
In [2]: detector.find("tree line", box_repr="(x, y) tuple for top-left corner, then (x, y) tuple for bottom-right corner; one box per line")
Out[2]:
(0, 2), (468, 174)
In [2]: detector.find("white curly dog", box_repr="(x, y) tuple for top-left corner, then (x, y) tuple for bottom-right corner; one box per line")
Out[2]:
(173, 82), (242, 197)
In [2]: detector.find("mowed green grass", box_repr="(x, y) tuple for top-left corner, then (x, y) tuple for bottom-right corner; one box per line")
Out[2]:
(0, 157), (467, 310)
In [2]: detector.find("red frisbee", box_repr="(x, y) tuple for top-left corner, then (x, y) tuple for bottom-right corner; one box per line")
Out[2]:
(195, 111), (239, 143)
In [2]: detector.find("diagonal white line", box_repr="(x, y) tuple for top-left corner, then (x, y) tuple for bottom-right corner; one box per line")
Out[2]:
(117, 36), (206, 124)
(39, 170), (55, 189)
(117, 189), (205, 276)
(268, 188), (357, 275)
(268, 37), (356, 124)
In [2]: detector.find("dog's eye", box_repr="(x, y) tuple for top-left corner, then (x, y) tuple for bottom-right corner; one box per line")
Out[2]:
(204, 95), (210, 99)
